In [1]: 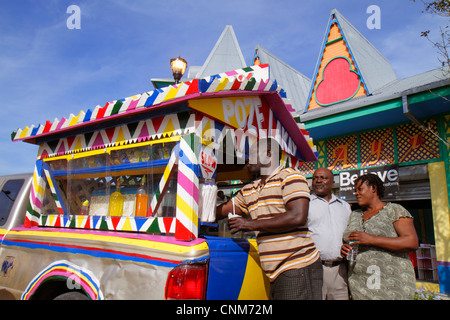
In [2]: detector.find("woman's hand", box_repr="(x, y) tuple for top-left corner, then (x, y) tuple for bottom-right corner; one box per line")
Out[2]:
(346, 218), (419, 252)
(340, 243), (352, 258)
(348, 231), (374, 246)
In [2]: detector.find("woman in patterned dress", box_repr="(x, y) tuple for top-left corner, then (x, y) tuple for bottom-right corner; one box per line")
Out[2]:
(341, 174), (418, 300)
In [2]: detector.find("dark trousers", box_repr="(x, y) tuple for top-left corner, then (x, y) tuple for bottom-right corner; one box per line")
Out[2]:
(269, 259), (323, 300)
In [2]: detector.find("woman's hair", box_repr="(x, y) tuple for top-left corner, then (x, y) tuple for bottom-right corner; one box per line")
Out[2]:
(355, 174), (385, 198)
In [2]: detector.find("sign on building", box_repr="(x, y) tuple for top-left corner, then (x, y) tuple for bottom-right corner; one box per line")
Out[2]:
(339, 164), (399, 201)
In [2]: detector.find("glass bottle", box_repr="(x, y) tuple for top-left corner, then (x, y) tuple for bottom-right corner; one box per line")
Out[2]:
(109, 178), (124, 216)
(135, 175), (148, 217)
(80, 200), (89, 215)
(347, 241), (359, 262)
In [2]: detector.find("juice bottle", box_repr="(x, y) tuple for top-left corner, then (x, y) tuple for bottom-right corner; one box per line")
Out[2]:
(80, 200), (89, 215)
(135, 176), (148, 217)
(109, 179), (124, 216)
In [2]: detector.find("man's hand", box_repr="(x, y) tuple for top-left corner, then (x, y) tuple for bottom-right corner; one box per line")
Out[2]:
(228, 217), (253, 233)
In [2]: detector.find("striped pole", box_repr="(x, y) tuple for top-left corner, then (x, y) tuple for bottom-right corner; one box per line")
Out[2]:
(42, 161), (67, 215)
(175, 134), (200, 241)
(148, 143), (180, 216)
(25, 160), (46, 227)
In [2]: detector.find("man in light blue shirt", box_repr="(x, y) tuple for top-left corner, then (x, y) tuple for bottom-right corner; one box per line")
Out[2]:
(308, 168), (351, 300)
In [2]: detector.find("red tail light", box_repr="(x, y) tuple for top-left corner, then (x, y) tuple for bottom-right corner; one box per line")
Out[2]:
(165, 264), (208, 300)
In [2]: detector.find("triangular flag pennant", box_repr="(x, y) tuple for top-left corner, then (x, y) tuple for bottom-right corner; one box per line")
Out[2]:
(152, 116), (164, 134)
(134, 217), (148, 232)
(137, 122), (150, 142)
(163, 218), (173, 233)
(91, 132), (105, 149)
(146, 218), (160, 233)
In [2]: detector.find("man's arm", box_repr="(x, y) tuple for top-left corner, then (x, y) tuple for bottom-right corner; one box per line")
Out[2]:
(215, 198), (244, 221)
(228, 197), (309, 234)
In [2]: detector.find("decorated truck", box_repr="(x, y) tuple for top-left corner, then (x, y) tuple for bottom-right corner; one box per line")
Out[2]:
(0, 64), (317, 300)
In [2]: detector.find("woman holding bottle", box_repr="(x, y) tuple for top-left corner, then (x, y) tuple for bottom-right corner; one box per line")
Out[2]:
(341, 174), (418, 300)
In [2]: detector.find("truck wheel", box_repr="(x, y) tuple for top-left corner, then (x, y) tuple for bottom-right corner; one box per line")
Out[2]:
(53, 291), (90, 300)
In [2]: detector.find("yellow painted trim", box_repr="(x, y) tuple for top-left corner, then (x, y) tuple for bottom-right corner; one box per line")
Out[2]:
(428, 162), (450, 262)
(43, 136), (181, 162)
(108, 136), (181, 152)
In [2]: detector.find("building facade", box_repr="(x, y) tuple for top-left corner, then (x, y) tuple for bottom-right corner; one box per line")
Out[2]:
(295, 9), (450, 294)
(151, 11), (450, 294)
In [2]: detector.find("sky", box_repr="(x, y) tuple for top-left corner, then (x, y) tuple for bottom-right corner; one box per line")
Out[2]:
(0, 0), (448, 175)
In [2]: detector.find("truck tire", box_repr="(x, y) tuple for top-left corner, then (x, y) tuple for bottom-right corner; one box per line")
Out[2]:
(53, 291), (90, 300)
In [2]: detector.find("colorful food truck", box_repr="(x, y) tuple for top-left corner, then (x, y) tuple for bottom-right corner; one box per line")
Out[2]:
(0, 64), (317, 299)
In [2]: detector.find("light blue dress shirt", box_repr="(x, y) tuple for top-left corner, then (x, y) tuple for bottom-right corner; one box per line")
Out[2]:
(308, 193), (352, 261)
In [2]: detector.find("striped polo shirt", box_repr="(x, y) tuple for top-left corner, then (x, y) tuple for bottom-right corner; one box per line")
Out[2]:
(233, 166), (319, 281)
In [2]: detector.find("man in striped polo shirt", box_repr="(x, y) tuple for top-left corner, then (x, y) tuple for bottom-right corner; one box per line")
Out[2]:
(216, 138), (322, 300)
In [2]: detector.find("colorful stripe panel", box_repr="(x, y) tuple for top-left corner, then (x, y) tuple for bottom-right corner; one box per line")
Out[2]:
(3, 227), (209, 271)
(11, 65), (272, 142)
(36, 112), (195, 159)
(22, 260), (103, 300)
(40, 214), (177, 234)
(35, 109), (316, 162)
(205, 238), (269, 300)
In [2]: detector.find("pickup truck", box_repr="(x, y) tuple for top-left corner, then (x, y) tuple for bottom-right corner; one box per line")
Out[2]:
(0, 172), (269, 300)
(4, 65), (317, 300)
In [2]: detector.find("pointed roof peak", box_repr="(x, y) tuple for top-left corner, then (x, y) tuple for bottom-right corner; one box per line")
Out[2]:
(305, 8), (397, 112)
(332, 9), (395, 68)
(331, 9), (397, 87)
(330, 8), (340, 14)
(194, 25), (246, 78)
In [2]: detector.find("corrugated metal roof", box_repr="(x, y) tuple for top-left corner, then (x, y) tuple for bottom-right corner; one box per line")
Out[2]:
(253, 46), (312, 116)
(371, 67), (449, 96)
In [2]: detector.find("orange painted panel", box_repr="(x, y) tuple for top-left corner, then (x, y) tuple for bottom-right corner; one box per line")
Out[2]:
(307, 23), (367, 111)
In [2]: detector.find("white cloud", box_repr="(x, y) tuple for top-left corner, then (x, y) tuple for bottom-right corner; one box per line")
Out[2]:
(378, 12), (448, 78)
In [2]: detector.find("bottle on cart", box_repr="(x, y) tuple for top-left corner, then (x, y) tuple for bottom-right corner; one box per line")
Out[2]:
(135, 175), (148, 217)
(80, 200), (89, 215)
(109, 178), (124, 216)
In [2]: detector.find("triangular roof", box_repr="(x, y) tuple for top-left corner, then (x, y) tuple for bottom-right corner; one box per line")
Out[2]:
(193, 25), (246, 78)
(305, 9), (397, 112)
(252, 46), (312, 116)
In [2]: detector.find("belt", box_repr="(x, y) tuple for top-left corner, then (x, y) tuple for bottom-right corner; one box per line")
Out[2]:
(321, 260), (342, 267)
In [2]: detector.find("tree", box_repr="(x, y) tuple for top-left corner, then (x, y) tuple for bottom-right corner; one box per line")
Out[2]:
(413, 0), (450, 71)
